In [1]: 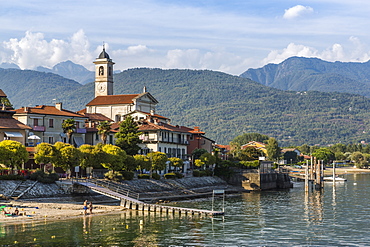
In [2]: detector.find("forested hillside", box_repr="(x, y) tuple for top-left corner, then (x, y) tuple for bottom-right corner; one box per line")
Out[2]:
(0, 68), (83, 108)
(3, 67), (370, 146)
(240, 57), (370, 97)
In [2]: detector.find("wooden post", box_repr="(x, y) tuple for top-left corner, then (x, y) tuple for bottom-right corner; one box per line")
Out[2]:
(305, 160), (309, 192)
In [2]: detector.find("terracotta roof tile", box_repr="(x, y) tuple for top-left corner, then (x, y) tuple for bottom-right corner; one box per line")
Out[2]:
(133, 110), (169, 120)
(80, 112), (113, 122)
(14, 105), (86, 118)
(138, 121), (190, 133)
(86, 94), (140, 106)
(0, 111), (32, 130)
(0, 89), (6, 97)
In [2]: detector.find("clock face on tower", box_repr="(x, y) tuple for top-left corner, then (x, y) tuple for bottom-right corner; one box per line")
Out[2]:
(97, 83), (106, 93)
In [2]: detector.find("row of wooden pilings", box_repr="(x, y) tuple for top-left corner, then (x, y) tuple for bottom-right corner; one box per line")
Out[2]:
(120, 198), (224, 216)
(304, 157), (324, 192)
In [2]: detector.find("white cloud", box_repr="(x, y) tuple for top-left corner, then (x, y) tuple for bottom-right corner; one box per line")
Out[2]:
(262, 37), (370, 66)
(283, 5), (314, 20)
(1, 30), (93, 70)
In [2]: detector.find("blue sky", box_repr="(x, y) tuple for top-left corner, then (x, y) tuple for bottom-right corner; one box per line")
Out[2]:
(1, 0), (370, 75)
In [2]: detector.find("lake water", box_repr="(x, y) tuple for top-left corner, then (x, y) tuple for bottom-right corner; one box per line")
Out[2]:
(1, 173), (370, 246)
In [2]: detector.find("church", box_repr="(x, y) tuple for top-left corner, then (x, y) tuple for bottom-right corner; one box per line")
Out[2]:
(81, 47), (214, 169)
(85, 47), (158, 123)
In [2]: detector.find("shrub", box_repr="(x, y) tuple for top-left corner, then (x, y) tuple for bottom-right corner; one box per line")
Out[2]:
(0, 175), (25, 181)
(104, 171), (123, 181)
(175, 172), (183, 178)
(121, 171), (134, 180)
(30, 170), (59, 184)
(193, 170), (201, 177)
(204, 170), (213, 176)
(151, 173), (160, 180)
(164, 172), (176, 179)
(138, 174), (150, 179)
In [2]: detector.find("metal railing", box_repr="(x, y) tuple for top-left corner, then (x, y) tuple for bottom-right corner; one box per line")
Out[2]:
(72, 178), (140, 201)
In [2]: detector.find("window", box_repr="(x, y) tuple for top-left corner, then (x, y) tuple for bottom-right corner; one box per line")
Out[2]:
(48, 136), (54, 144)
(33, 118), (39, 126)
(159, 147), (162, 152)
(49, 119), (54, 128)
(95, 133), (99, 141)
(115, 115), (121, 122)
(76, 122), (80, 129)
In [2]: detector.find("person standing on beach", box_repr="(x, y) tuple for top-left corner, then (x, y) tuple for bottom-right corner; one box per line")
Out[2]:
(83, 200), (88, 215)
(89, 202), (93, 215)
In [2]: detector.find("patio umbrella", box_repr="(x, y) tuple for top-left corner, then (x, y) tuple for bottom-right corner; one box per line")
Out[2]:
(28, 135), (40, 140)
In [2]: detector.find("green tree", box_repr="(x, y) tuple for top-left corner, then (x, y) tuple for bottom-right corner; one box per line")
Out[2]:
(200, 152), (216, 169)
(0, 140), (28, 170)
(122, 155), (137, 171)
(97, 121), (111, 145)
(168, 157), (184, 171)
(133, 154), (151, 172)
(147, 152), (167, 172)
(266, 137), (280, 161)
(34, 143), (56, 167)
(237, 147), (263, 161)
(0, 97), (13, 108)
(62, 119), (76, 145)
(298, 144), (311, 155)
(101, 144), (127, 173)
(191, 148), (208, 160)
(194, 159), (205, 168)
(351, 151), (366, 168)
(55, 143), (81, 172)
(312, 148), (335, 165)
(334, 151), (346, 161)
(79, 144), (103, 169)
(114, 116), (142, 155)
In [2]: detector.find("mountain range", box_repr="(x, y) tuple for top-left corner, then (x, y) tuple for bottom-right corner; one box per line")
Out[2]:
(240, 56), (370, 97)
(2, 63), (370, 147)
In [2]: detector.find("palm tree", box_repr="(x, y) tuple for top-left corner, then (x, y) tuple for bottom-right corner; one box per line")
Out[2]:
(62, 119), (76, 145)
(97, 121), (112, 144)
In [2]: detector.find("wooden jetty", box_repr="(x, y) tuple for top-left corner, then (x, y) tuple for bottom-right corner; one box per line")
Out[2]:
(75, 180), (224, 216)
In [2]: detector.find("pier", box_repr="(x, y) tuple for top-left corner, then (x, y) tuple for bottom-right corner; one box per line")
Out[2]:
(74, 179), (225, 216)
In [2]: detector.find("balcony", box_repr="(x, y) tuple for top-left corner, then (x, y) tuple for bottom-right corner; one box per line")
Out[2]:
(76, 128), (87, 134)
(33, 126), (45, 132)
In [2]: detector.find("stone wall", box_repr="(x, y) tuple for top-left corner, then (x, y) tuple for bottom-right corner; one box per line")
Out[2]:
(226, 169), (293, 191)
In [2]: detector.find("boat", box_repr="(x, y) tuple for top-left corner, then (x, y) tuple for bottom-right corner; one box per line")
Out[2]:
(323, 176), (347, 182)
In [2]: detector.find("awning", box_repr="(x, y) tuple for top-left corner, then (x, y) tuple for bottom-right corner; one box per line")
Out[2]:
(4, 131), (23, 138)
(73, 136), (85, 147)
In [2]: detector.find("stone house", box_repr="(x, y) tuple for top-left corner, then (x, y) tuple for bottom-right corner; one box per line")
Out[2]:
(14, 103), (88, 146)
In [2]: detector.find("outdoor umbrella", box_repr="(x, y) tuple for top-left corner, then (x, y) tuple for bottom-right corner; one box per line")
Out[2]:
(28, 135), (41, 140)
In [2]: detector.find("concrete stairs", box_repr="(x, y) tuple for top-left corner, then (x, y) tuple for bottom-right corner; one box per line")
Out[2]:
(10, 181), (38, 200)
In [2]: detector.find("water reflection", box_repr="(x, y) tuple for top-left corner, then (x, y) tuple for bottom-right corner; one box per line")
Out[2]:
(304, 191), (323, 224)
(2, 174), (370, 246)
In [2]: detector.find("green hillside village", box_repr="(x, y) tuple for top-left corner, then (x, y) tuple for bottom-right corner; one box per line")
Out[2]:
(2, 49), (370, 222)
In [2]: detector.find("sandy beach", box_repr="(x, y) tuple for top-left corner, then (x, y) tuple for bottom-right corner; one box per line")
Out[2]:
(0, 198), (126, 225)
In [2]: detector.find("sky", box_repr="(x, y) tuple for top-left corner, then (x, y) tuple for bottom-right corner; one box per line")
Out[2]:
(1, 0), (370, 75)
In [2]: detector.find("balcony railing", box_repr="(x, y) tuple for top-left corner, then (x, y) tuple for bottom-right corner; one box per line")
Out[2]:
(33, 126), (45, 132)
(76, 128), (87, 134)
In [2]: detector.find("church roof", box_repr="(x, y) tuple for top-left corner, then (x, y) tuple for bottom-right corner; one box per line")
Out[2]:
(98, 48), (110, 59)
(86, 92), (159, 106)
(86, 94), (140, 106)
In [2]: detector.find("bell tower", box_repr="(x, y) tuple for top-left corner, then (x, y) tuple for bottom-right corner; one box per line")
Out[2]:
(94, 46), (115, 97)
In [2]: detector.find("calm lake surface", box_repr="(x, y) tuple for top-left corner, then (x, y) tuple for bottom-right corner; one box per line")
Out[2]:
(1, 173), (370, 246)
